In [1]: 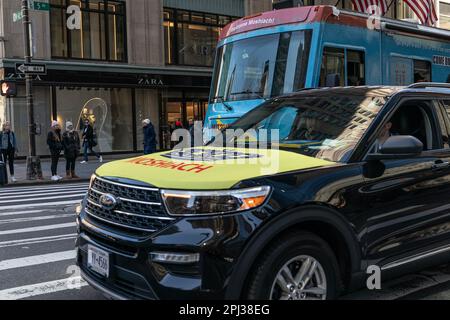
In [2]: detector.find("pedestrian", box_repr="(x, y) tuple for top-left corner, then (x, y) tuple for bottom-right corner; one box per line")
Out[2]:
(142, 119), (157, 155)
(81, 120), (103, 164)
(62, 121), (81, 179)
(47, 121), (63, 181)
(0, 121), (17, 183)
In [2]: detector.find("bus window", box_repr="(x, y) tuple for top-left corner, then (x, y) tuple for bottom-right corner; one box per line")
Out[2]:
(414, 60), (431, 82)
(347, 50), (365, 86)
(319, 47), (365, 87)
(320, 47), (345, 87)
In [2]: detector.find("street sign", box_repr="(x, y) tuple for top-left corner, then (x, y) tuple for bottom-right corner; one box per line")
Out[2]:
(13, 11), (23, 22)
(32, 1), (50, 11)
(15, 63), (47, 75)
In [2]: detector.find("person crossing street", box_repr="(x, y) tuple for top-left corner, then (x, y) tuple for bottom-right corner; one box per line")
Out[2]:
(81, 120), (103, 164)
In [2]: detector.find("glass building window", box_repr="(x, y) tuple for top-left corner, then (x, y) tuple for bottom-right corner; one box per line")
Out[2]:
(440, 2), (450, 29)
(56, 87), (133, 152)
(50, 0), (127, 61)
(163, 8), (239, 67)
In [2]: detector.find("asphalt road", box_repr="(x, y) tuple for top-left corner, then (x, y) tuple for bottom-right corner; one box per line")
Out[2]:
(1, 182), (450, 300)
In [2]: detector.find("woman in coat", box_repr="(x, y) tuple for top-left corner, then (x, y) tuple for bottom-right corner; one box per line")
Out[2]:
(0, 121), (17, 183)
(47, 121), (63, 181)
(62, 121), (81, 179)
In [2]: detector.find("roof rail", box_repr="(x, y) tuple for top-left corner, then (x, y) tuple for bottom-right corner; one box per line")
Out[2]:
(408, 82), (450, 90)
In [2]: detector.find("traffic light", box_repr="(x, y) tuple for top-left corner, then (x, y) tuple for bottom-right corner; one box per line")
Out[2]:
(0, 80), (17, 97)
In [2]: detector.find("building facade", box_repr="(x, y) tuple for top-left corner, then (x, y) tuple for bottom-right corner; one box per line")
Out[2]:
(0, 0), (271, 156)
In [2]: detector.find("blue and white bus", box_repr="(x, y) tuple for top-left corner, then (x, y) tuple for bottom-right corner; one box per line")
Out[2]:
(205, 5), (450, 135)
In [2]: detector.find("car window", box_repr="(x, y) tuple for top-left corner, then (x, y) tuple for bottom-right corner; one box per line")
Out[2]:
(374, 100), (439, 152)
(441, 100), (450, 134)
(434, 101), (450, 149)
(225, 94), (386, 162)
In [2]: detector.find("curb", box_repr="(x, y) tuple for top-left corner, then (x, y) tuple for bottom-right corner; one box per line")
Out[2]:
(1, 178), (90, 188)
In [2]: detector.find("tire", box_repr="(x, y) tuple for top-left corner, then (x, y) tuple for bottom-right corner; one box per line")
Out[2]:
(246, 231), (341, 300)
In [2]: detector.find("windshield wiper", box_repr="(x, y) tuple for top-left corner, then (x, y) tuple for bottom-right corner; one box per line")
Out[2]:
(213, 96), (233, 112)
(230, 90), (268, 101)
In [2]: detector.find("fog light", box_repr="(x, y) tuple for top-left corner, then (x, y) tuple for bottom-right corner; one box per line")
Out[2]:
(150, 252), (200, 264)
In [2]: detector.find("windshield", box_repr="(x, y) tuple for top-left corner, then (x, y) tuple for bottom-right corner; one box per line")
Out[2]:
(211, 30), (312, 102)
(220, 93), (387, 162)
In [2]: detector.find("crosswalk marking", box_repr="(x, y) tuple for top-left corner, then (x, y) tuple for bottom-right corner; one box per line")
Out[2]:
(0, 210), (44, 217)
(0, 276), (88, 300)
(0, 194), (85, 204)
(0, 190), (87, 200)
(0, 187), (88, 197)
(0, 182), (100, 300)
(0, 234), (77, 248)
(0, 250), (76, 272)
(0, 214), (74, 225)
(0, 201), (81, 211)
(0, 222), (77, 236)
(0, 184), (88, 194)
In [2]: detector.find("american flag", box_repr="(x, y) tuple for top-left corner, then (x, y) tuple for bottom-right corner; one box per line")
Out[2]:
(351, 0), (389, 16)
(404, 0), (438, 26)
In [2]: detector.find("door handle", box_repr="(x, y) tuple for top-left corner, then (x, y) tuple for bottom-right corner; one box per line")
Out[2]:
(432, 160), (450, 170)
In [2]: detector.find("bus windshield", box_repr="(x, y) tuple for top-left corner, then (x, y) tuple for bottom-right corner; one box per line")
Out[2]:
(211, 30), (312, 103)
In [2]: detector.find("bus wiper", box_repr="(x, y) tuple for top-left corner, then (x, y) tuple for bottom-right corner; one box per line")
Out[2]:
(230, 90), (268, 101)
(213, 96), (234, 112)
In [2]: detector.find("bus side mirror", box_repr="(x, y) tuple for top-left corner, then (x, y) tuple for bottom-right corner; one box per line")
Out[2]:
(326, 74), (341, 87)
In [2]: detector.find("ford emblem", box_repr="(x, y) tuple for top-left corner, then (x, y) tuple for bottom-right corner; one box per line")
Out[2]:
(99, 194), (118, 210)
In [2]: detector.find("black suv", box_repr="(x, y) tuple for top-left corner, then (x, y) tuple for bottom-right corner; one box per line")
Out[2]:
(76, 84), (450, 300)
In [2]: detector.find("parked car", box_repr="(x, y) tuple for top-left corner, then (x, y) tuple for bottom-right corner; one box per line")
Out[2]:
(76, 83), (450, 300)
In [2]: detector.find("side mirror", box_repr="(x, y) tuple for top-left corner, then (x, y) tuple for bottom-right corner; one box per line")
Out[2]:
(366, 135), (423, 161)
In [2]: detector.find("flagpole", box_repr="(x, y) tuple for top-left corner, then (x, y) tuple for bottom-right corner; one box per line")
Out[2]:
(384, 0), (396, 15)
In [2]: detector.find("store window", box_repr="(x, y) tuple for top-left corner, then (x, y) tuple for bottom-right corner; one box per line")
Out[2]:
(9, 86), (52, 157)
(163, 8), (239, 67)
(320, 47), (365, 87)
(50, 0), (127, 61)
(56, 87), (133, 152)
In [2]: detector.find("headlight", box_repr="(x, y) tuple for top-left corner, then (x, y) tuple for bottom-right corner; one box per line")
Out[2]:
(161, 186), (271, 216)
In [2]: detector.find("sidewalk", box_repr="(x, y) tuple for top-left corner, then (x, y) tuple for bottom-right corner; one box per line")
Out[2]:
(2, 153), (139, 187)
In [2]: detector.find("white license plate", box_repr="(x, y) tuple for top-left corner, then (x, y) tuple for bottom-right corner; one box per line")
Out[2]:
(87, 245), (110, 278)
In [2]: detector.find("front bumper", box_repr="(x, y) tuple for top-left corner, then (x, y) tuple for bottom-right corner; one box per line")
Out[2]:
(76, 205), (269, 300)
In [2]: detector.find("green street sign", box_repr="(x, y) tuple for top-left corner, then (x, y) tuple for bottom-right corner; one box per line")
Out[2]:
(13, 11), (23, 22)
(32, 2), (50, 11)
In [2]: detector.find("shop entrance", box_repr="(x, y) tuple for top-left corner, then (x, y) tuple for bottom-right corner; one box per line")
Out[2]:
(165, 99), (208, 130)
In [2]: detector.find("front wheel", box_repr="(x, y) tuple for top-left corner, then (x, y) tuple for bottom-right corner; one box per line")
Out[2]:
(246, 232), (341, 300)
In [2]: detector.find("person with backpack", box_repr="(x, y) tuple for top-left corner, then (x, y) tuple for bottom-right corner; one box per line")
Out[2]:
(0, 121), (17, 183)
(81, 120), (103, 164)
(62, 121), (81, 179)
(47, 121), (63, 181)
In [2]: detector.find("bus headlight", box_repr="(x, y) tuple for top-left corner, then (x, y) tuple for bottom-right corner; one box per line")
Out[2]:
(161, 186), (271, 216)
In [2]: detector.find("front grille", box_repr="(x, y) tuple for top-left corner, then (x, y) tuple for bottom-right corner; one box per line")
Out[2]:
(86, 176), (175, 234)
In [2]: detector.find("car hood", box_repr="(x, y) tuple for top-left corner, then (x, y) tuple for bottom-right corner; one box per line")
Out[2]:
(95, 147), (336, 190)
